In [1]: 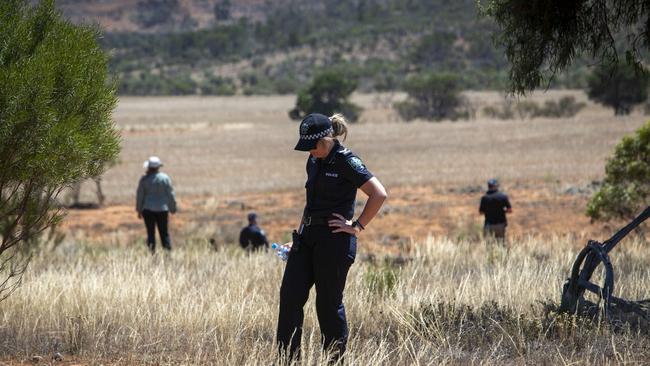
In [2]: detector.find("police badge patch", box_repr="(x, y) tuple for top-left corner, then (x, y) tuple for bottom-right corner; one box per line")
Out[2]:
(347, 157), (366, 172)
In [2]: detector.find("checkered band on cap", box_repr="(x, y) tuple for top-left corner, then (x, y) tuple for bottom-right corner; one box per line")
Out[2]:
(300, 127), (334, 140)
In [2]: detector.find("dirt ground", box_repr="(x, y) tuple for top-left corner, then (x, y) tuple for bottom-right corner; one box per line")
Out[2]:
(60, 180), (618, 255)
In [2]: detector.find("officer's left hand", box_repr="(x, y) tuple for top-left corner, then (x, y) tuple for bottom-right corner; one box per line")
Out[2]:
(328, 213), (360, 235)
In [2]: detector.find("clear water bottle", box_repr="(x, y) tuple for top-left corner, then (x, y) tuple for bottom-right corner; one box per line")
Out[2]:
(271, 243), (290, 261)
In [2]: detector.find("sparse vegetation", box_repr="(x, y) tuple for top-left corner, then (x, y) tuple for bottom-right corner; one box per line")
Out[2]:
(134, 0), (180, 29)
(483, 96), (586, 119)
(1, 236), (648, 364)
(100, 0), (512, 95)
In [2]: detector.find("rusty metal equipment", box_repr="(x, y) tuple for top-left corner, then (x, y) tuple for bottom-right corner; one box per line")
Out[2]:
(560, 206), (650, 319)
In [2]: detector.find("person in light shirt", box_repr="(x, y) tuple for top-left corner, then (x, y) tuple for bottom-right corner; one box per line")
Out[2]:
(136, 156), (177, 254)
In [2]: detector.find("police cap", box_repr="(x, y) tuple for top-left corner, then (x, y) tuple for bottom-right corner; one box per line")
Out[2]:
(294, 113), (333, 151)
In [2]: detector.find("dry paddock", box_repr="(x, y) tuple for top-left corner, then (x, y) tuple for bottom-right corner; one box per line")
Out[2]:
(87, 91), (648, 203)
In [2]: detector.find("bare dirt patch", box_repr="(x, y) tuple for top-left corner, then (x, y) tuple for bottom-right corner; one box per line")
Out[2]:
(61, 180), (614, 256)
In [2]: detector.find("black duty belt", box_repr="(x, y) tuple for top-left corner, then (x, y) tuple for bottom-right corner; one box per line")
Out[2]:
(302, 215), (330, 227)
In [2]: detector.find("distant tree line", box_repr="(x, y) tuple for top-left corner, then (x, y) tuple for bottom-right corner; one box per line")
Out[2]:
(101, 0), (531, 96)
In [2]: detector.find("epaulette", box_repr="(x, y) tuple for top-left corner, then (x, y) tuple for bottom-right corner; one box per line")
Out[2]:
(327, 147), (353, 164)
(337, 148), (353, 157)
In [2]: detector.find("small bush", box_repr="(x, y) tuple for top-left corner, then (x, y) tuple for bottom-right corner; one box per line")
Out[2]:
(289, 69), (362, 122)
(395, 72), (468, 121)
(538, 96), (586, 118)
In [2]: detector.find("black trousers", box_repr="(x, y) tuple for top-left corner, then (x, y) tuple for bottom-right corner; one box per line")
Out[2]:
(142, 209), (171, 252)
(276, 226), (357, 361)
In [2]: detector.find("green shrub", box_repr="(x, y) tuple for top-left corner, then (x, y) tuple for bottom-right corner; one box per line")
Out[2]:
(0, 0), (120, 300)
(289, 69), (362, 122)
(587, 121), (650, 221)
(395, 72), (468, 121)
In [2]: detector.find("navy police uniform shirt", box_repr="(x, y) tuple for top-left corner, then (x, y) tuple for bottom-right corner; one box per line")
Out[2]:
(239, 224), (269, 250)
(479, 190), (511, 226)
(304, 140), (374, 220)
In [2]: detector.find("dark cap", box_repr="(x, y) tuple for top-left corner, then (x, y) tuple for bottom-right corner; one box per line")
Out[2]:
(247, 212), (257, 222)
(294, 113), (333, 151)
(487, 178), (499, 187)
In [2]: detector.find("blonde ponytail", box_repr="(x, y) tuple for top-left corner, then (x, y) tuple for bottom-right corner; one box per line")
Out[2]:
(329, 113), (349, 141)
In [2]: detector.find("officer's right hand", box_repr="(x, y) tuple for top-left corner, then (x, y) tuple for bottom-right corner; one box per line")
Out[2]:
(281, 241), (293, 250)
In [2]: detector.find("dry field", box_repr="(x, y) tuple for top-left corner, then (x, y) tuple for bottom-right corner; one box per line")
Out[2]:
(2, 91), (649, 365)
(63, 91), (648, 248)
(100, 90), (644, 201)
(1, 237), (649, 365)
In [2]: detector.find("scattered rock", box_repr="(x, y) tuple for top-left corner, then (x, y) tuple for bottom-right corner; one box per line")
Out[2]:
(52, 352), (64, 362)
(31, 355), (44, 363)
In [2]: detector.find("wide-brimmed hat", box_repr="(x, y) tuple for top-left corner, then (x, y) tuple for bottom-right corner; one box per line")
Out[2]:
(294, 113), (333, 151)
(143, 156), (163, 169)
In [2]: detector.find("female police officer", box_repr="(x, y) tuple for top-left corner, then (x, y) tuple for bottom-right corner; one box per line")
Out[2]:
(277, 113), (387, 361)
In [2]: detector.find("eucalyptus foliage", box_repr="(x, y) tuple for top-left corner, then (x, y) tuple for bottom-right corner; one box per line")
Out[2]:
(482, 0), (650, 94)
(0, 0), (120, 300)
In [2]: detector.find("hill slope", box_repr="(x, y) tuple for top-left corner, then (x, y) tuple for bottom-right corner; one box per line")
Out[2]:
(54, 0), (588, 95)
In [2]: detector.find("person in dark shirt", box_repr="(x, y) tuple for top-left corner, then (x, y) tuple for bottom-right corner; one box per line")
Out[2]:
(276, 113), (387, 362)
(479, 179), (512, 242)
(239, 212), (269, 252)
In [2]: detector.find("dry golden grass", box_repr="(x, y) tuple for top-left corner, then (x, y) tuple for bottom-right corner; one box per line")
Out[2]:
(5, 91), (649, 365)
(1, 236), (649, 365)
(84, 91), (648, 205)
